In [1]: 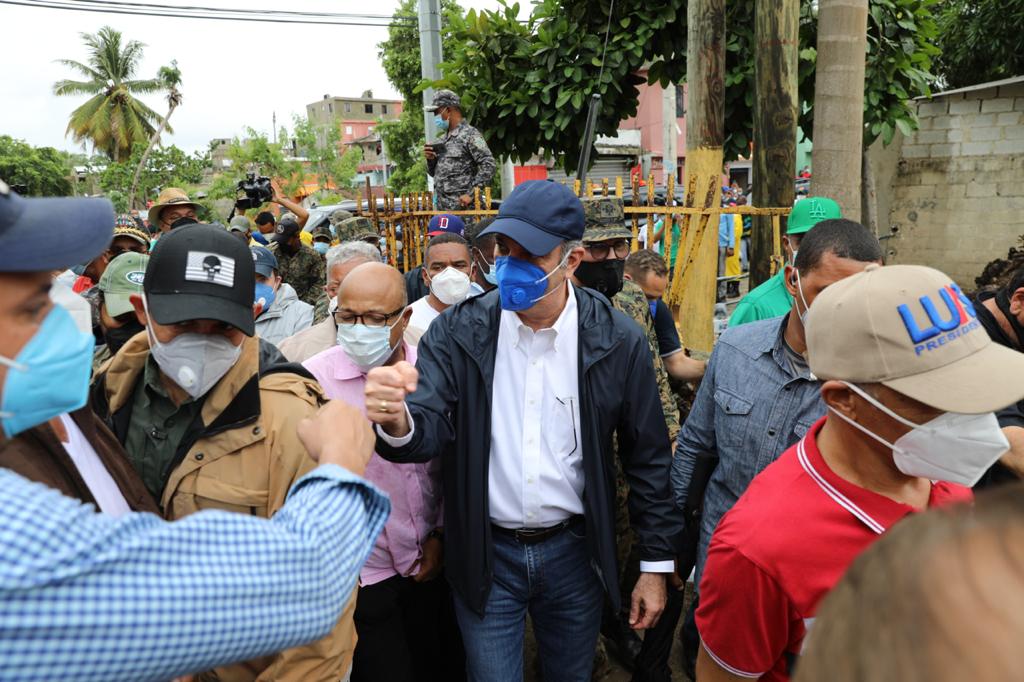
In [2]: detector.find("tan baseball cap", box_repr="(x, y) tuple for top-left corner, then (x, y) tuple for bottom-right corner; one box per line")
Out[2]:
(805, 263), (1024, 414)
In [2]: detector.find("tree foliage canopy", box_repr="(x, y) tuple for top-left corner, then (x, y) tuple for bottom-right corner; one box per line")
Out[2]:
(98, 143), (207, 212)
(436, 0), (940, 170)
(53, 26), (175, 162)
(0, 136), (74, 196)
(932, 0), (1024, 90)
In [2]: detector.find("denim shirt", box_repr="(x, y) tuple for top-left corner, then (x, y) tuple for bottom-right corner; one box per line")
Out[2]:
(671, 314), (824, 584)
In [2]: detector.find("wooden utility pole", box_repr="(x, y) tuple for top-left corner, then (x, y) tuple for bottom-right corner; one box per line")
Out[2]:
(751, 0), (799, 288)
(675, 0), (726, 352)
(810, 0), (869, 220)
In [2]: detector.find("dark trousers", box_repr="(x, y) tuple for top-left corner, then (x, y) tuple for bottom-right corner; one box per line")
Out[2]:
(631, 585), (686, 682)
(351, 574), (465, 682)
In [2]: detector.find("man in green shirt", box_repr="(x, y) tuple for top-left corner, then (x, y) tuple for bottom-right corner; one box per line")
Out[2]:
(729, 197), (842, 327)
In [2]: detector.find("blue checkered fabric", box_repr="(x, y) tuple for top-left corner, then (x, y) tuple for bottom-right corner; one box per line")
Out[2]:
(0, 463), (389, 682)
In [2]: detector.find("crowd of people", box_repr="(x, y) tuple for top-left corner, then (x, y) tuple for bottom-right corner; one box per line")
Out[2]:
(2, 87), (1024, 682)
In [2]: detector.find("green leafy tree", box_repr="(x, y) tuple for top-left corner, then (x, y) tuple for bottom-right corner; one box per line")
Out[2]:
(292, 115), (362, 193)
(53, 26), (170, 162)
(438, 0), (939, 170)
(0, 136), (74, 196)
(377, 0), (464, 194)
(99, 143), (207, 212)
(933, 0), (1024, 89)
(202, 129), (305, 215)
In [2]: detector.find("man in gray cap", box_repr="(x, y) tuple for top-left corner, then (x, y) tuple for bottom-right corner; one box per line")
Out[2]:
(424, 89), (497, 212)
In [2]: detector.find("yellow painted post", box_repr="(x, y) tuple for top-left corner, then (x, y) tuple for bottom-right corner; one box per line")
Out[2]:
(646, 174), (655, 254)
(770, 214), (782, 276)
(586, 180), (594, 198)
(416, 193), (425, 267)
(615, 176), (624, 199)
(574, 179), (581, 197)
(674, 171), (722, 352)
(601, 178), (609, 196)
(355, 192), (362, 216)
(473, 187), (481, 211)
(662, 174), (675, 261)
(484, 187), (492, 211)
(401, 195), (410, 272)
(630, 173), (640, 246)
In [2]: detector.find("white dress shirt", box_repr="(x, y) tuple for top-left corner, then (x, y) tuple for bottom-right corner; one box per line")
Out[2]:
(57, 414), (132, 518)
(379, 284), (673, 572)
(488, 283), (584, 528)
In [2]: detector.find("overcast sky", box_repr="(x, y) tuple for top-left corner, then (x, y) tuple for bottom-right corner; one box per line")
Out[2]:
(1, 0), (514, 155)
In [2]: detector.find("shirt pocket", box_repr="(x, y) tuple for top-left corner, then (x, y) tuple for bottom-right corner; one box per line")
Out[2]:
(713, 387), (754, 450)
(187, 475), (270, 517)
(544, 395), (581, 459)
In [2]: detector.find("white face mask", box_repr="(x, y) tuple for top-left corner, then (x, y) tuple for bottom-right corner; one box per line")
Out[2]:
(794, 268), (811, 324)
(429, 266), (472, 305)
(143, 296), (242, 400)
(829, 382), (1009, 487)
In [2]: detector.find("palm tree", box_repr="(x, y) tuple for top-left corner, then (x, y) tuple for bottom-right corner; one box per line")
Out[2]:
(129, 61), (182, 208)
(53, 26), (169, 162)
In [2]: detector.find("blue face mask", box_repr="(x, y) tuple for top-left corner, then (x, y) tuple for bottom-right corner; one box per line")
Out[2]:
(313, 242), (330, 255)
(648, 299), (658, 319)
(434, 114), (449, 133)
(0, 304), (95, 438)
(254, 282), (276, 315)
(493, 253), (567, 311)
(483, 269), (498, 286)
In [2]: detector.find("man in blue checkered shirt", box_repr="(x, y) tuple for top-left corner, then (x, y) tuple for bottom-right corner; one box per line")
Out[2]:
(0, 184), (390, 682)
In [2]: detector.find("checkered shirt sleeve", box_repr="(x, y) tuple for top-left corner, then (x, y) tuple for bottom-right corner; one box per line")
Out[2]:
(0, 463), (390, 682)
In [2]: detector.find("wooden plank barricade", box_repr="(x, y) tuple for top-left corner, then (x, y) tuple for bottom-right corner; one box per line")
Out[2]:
(363, 177), (789, 346)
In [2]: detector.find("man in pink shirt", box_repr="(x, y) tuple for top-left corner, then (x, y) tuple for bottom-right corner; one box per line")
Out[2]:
(304, 261), (447, 682)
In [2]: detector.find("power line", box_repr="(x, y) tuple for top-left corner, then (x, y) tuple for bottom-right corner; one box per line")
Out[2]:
(62, 0), (416, 21)
(1, 0), (416, 24)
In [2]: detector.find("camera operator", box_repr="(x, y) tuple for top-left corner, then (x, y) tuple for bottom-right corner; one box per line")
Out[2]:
(423, 90), (496, 212)
(236, 178), (310, 244)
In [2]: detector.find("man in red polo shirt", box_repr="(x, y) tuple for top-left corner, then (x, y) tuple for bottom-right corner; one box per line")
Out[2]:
(695, 264), (1024, 682)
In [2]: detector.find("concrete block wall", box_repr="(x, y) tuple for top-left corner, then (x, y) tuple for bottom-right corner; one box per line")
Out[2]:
(887, 80), (1024, 288)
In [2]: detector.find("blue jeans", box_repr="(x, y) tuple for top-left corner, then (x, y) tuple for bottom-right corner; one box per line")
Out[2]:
(452, 520), (604, 682)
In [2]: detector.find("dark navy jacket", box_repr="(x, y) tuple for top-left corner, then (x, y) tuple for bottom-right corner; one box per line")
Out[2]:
(376, 286), (681, 616)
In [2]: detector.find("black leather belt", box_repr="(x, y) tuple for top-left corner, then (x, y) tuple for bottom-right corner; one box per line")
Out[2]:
(491, 515), (584, 544)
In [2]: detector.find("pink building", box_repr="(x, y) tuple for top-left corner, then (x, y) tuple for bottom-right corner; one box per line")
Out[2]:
(619, 74), (688, 182)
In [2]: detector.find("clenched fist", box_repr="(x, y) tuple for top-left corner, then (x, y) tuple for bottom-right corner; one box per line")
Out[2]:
(298, 400), (376, 476)
(364, 360), (419, 437)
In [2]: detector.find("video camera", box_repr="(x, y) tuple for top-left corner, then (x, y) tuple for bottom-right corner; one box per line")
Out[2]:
(235, 173), (273, 210)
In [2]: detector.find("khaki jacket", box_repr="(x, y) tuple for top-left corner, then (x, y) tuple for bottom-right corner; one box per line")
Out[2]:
(92, 333), (357, 681)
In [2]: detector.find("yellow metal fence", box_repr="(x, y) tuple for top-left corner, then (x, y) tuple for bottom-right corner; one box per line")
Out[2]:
(355, 177), (791, 310)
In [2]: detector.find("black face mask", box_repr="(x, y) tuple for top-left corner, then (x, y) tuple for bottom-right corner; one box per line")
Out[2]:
(995, 289), (1024, 350)
(103, 319), (146, 355)
(575, 260), (625, 299)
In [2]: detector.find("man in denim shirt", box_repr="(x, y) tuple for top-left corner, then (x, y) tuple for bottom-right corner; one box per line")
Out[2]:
(670, 219), (882, 672)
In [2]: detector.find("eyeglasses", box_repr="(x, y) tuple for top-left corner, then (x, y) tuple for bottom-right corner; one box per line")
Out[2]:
(334, 305), (406, 328)
(584, 239), (630, 260)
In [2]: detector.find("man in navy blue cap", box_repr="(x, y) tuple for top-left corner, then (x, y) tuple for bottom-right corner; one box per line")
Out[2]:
(0, 181), (388, 681)
(365, 180), (681, 680)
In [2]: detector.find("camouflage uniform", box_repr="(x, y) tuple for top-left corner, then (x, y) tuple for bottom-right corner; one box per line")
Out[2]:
(268, 242), (326, 307)
(426, 90), (497, 212)
(328, 209), (353, 235)
(581, 197), (680, 630)
(310, 222), (333, 248)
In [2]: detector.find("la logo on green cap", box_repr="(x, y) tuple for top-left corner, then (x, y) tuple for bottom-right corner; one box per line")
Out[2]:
(807, 199), (829, 220)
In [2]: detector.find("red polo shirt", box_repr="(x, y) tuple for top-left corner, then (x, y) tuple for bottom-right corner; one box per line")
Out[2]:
(696, 416), (972, 681)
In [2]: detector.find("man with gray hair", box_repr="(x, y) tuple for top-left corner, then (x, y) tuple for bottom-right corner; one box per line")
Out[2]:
(279, 241), (381, 363)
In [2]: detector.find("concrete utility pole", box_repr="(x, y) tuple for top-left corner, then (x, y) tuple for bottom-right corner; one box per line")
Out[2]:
(810, 0), (869, 220)
(751, 0), (799, 287)
(662, 84), (678, 187)
(272, 111), (277, 145)
(676, 0), (726, 352)
(418, 0), (444, 144)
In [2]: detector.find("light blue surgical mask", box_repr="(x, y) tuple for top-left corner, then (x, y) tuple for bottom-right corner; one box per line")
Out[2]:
(0, 304), (95, 438)
(254, 282), (276, 315)
(313, 242), (330, 256)
(434, 114), (449, 133)
(336, 317), (404, 373)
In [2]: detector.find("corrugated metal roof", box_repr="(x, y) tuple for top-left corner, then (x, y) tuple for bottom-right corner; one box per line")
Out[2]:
(916, 75), (1024, 100)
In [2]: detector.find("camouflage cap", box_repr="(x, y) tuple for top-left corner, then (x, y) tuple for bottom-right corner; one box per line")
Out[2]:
(336, 216), (377, 242)
(425, 89), (461, 112)
(581, 197), (632, 242)
(328, 208), (354, 227)
(311, 222), (333, 241)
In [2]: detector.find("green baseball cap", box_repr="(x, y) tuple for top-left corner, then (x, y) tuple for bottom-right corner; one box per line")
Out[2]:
(98, 251), (149, 317)
(787, 196), (842, 235)
(581, 197), (632, 242)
